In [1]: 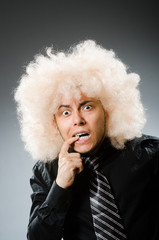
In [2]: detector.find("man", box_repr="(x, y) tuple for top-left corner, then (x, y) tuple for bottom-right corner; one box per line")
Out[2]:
(14, 40), (159, 240)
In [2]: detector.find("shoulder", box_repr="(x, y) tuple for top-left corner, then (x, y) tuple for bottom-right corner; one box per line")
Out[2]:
(32, 159), (58, 188)
(127, 134), (159, 150)
(126, 134), (159, 160)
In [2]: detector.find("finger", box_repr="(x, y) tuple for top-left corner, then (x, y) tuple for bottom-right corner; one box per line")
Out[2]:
(70, 160), (83, 171)
(60, 136), (79, 154)
(68, 152), (81, 158)
(58, 155), (82, 169)
(76, 165), (83, 174)
(73, 163), (84, 174)
(62, 155), (82, 163)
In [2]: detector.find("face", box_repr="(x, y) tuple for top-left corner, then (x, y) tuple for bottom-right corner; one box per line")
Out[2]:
(54, 94), (107, 154)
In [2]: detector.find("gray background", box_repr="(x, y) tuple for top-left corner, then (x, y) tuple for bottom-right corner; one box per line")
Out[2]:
(0, 1), (158, 239)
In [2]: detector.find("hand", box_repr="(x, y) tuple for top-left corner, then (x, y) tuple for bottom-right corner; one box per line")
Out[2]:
(56, 137), (83, 189)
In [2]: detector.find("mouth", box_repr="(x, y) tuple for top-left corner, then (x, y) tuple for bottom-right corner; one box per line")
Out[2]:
(73, 132), (90, 140)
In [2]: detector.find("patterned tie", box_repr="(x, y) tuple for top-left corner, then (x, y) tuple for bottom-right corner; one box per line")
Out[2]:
(84, 156), (127, 240)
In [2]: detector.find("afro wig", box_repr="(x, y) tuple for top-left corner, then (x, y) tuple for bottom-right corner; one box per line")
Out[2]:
(14, 40), (146, 162)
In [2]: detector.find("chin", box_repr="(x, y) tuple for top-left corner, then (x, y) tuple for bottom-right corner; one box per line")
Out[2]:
(74, 145), (94, 154)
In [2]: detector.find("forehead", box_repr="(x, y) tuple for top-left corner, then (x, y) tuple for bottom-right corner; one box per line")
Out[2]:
(58, 94), (99, 107)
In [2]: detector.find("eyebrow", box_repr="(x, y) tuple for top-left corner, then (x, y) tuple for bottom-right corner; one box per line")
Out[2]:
(58, 104), (70, 109)
(58, 100), (94, 110)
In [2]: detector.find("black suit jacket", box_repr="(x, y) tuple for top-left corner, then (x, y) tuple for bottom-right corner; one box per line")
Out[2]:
(27, 135), (159, 240)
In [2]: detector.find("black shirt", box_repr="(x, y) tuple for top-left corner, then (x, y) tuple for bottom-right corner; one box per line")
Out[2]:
(27, 135), (159, 240)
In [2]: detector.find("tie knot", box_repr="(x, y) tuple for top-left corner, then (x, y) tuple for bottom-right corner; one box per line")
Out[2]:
(83, 156), (99, 171)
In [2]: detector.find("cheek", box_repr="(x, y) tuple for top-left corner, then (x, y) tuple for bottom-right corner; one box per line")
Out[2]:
(56, 119), (71, 138)
(93, 113), (106, 134)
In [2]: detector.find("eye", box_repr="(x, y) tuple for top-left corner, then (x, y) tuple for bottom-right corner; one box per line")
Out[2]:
(84, 105), (92, 110)
(62, 110), (70, 116)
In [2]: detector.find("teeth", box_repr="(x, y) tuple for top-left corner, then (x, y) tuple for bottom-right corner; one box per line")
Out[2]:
(74, 132), (89, 140)
(75, 132), (86, 137)
(79, 135), (89, 140)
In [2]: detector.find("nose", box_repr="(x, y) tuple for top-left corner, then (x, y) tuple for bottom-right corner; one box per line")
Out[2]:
(73, 110), (86, 126)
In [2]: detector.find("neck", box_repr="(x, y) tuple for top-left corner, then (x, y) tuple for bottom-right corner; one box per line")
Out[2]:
(80, 137), (110, 158)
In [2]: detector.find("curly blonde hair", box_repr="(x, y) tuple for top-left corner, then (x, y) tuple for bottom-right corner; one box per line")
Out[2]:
(14, 40), (146, 162)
